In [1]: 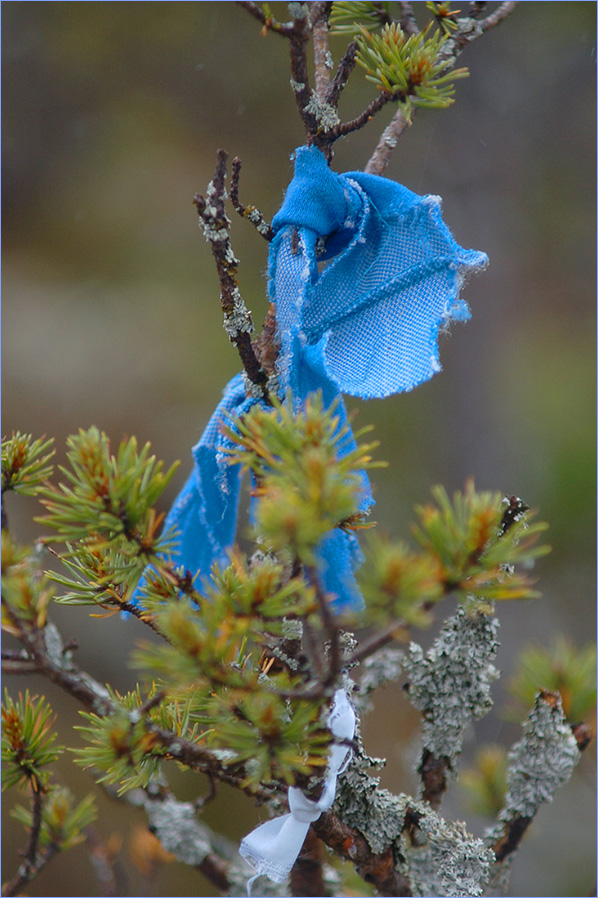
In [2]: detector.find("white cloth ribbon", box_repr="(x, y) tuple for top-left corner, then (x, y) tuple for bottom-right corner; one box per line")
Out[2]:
(239, 688), (356, 891)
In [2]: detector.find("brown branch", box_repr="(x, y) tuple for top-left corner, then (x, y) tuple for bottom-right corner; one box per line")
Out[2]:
(230, 157), (274, 242)
(398, 2), (420, 35)
(194, 149), (268, 396)
(365, 106), (412, 175)
(236, 1), (294, 36)
(291, 827), (331, 897)
(418, 748), (449, 810)
(121, 784), (242, 895)
(330, 91), (395, 141)
(1, 844), (60, 898)
(480, 1), (520, 33)
(305, 564), (341, 692)
(326, 39), (357, 108)
(146, 722), (279, 802)
(469, 1), (488, 19)
(492, 811), (532, 863)
(313, 809), (412, 897)
(0, 604), (114, 716)
(571, 721), (593, 753)
(347, 621), (409, 667)
(1, 650), (38, 674)
(288, 4), (317, 140)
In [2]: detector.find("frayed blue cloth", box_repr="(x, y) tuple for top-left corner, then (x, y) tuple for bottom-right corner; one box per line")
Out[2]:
(134, 146), (487, 612)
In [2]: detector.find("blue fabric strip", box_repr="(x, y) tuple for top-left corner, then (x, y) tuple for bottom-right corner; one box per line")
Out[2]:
(134, 146), (487, 613)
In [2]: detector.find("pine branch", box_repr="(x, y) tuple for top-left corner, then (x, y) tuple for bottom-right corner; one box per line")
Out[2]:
(364, 1), (520, 174)
(123, 785), (259, 897)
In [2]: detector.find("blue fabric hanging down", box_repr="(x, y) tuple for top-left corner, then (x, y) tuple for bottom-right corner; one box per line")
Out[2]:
(135, 146), (487, 613)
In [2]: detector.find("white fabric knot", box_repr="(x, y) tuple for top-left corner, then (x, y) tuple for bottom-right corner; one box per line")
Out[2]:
(239, 688), (355, 892)
(287, 790), (323, 824)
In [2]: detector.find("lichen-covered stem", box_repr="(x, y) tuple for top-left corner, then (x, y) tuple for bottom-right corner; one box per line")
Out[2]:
(330, 91), (394, 144)
(365, 107), (412, 175)
(230, 156), (274, 242)
(288, 4), (317, 138)
(403, 607), (500, 809)
(487, 689), (582, 865)
(310, 2), (333, 103)
(194, 149), (268, 395)
(326, 39), (357, 109)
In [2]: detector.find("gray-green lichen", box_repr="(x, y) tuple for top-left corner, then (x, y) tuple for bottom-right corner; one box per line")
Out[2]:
(334, 747), (493, 897)
(404, 801), (494, 898)
(335, 750), (404, 854)
(223, 286), (254, 339)
(145, 798), (213, 865)
(496, 691), (580, 823)
(355, 645), (404, 714)
(303, 91), (341, 133)
(287, 2), (309, 21)
(438, 18), (483, 66)
(403, 607), (500, 765)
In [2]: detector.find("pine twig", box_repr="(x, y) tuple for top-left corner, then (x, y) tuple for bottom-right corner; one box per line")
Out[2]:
(1, 775), (58, 898)
(230, 157), (274, 242)
(364, 107), (412, 175)
(330, 91), (395, 141)
(326, 39), (357, 108)
(310, 2), (334, 102)
(480, 1), (520, 33)
(398, 2), (420, 35)
(288, 4), (317, 139)
(194, 149), (268, 396)
(235, 1), (294, 37)
(304, 564), (342, 692)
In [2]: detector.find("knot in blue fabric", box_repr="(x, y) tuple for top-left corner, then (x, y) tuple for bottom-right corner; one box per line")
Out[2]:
(134, 146), (487, 614)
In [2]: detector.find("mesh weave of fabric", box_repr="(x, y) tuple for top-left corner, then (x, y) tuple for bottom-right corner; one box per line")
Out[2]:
(134, 146), (487, 612)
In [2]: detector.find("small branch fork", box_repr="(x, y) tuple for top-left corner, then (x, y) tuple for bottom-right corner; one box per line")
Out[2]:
(193, 149), (269, 397)
(238, 1), (520, 173)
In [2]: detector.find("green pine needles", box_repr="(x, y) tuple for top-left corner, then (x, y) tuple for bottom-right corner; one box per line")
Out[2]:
(1, 399), (555, 807)
(354, 22), (468, 121)
(330, 1), (468, 123)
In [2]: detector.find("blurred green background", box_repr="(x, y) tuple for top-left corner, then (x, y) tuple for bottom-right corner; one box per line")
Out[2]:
(2, 2), (596, 896)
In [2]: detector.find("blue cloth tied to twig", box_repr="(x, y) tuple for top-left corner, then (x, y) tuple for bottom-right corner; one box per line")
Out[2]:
(137, 146), (487, 612)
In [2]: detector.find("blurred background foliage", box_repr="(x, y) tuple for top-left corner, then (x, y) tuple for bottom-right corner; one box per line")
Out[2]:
(2, 2), (595, 896)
